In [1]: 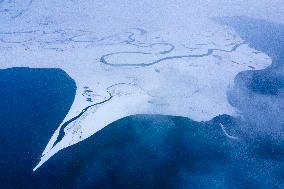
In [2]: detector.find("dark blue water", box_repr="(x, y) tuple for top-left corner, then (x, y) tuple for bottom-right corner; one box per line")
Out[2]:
(33, 114), (283, 189)
(0, 67), (76, 188)
(1, 17), (283, 188)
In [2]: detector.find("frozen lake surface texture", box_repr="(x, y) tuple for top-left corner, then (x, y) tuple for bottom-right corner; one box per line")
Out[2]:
(0, 0), (283, 188)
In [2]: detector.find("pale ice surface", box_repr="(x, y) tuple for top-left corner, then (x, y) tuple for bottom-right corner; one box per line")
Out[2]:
(0, 0), (282, 170)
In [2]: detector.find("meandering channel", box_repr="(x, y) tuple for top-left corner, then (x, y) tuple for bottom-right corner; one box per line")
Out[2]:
(100, 42), (246, 67)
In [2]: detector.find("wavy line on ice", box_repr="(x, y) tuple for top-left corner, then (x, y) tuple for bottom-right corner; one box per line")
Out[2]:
(124, 28), (175, 55)
(0, 28), (147, 49)
(11, 0), (33, 19)
(100, 42), (246, 67)
(51, 82), (137, 148)
(127, 42), (175, 54)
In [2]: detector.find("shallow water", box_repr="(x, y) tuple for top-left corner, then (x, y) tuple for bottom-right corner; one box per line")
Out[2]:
(217, 17), (284, 136)
(217, 16), (284, 95)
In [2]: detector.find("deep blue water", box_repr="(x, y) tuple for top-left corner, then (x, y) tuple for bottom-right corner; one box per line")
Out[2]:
(32, 114), (283, 189)
(0, 17), (283, 188)
(0, 68), (76, 188)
